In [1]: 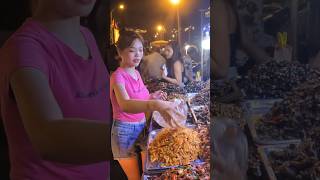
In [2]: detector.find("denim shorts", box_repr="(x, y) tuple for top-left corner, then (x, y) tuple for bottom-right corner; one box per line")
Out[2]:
(111, 119), (148, 159)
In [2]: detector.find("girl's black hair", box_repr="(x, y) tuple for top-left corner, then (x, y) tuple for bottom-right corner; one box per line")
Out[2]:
(165, 41), (183, 78)
(116, 30), (144, 51)
(111, 30), (144, 70)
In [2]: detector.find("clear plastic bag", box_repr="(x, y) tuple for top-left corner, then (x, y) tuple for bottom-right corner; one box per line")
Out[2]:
(153, 98), (188, 128)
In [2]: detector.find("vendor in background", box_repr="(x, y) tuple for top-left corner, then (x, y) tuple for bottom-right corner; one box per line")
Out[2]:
(212, 0), (272, 79)
(160, 41), (187, 86)
(139, 49), (166, 81)
(182, 45), (198, 82)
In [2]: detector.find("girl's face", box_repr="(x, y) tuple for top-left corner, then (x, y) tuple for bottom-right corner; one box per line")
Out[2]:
(40, 0), (96, 17)
(119, 39), (144, 68)
(163, 45), (173, 59)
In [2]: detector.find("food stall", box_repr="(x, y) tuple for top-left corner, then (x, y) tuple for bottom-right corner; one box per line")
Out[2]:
(142, 80), (210, 180)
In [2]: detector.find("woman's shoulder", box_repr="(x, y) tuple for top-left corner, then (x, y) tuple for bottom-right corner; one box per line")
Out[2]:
(111, 68), (124, 76)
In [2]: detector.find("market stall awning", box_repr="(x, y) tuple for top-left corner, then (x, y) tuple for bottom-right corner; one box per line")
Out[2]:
(150, 40), (168, 47)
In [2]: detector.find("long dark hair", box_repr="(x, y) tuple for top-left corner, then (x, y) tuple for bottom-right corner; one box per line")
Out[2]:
(113, 30), (144, 70)
(116, 30), (144, 51)
(165, 41), (183, 78)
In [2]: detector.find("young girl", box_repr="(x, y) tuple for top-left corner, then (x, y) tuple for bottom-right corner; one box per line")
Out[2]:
(161, 41), (185, 86)
(0, 0), (112, 179)
(110, 30), (184, 180)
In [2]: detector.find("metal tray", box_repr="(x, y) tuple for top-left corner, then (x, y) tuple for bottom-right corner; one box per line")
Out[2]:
(145, 126), (204, 173)
(243, 99), (282, 119)
(247, 117), (301, 145)
(186, 93), (198, 100)
(142, 172), (162, 180)
(257, 142), (301, 180)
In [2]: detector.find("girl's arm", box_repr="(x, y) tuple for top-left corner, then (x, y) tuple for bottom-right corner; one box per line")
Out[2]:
(113, 83), (160, 113)
(113, 83), (184, 127)
(10, 68), (111, 165)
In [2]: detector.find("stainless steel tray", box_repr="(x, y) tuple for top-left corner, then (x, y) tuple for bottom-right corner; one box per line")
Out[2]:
(257, 142), (301, 180)
(145, 126), (204, 173)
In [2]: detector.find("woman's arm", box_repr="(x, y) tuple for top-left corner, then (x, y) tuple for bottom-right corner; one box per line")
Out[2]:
(162, 61), (183, 85)
(113, 83), (159, 113)
(10, 68), (111, 164)
(212, 0), (230, 79)
(113, 83), (184, 126)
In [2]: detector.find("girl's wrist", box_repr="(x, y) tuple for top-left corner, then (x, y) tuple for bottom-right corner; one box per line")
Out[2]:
(148, 100), (158, 111)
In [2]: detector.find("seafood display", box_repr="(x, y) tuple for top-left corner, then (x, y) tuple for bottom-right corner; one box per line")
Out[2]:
(145, 79), (211, 178)
(184, 80), (210, 93)
(212, 102), (245, 127)
(148, 128), (201, 167)
(261, 141), (320, 179)
(190, 90), (210, 107)
(147, 163), (210, 180)
(256, 75), (320, 141)
(196, 124), (210, 162)
(212, 80), (243, 103)
(145, 80), (187, 94)
(237, 61), (311, 99)
(188, 106), (210, 125)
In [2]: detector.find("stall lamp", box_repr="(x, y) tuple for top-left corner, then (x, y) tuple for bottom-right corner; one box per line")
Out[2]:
(184, 45), (190, 51)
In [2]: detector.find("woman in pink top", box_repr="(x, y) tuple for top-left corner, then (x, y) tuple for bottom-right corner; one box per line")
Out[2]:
(110, 30), (184, 180)
(0, 0), (112, 179)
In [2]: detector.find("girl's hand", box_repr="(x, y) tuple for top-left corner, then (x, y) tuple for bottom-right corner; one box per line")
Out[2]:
(150, 90), (167, 100)
(154, 100), (186, 127)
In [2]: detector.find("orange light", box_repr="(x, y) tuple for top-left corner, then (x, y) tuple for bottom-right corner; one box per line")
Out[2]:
(119, 4), (125, 10)
(157, 25), (163, 32)
(170, 0), (180, 5)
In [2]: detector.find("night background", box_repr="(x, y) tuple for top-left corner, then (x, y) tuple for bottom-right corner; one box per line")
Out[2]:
(110, 0), (210, 45)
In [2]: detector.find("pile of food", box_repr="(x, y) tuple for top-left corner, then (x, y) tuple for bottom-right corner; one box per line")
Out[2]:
(187, 106), (210, 125)
(166, 93), (188, 102)
(145, 80), (211, 179)
(196, 125), (210, 162)
(212, 80), (235, 99)
(211, 102), (245, 128)
(146, 80), (186, 94)
(267, 142), (320, 179)
(184, 80), (210, 93)
(237, 61), (311, 99)
(212, 80), (243, 103)
(149, 128), (201, 166)
(148, 164), (210, 180)
(256, 74), (320, 141)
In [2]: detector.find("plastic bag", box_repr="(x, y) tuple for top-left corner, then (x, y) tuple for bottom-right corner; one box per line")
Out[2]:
(153, 99), (188, 128)
(211, 117), (248, 180)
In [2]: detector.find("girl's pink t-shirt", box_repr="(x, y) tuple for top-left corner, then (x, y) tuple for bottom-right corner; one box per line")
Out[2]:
(0, 19), (111, 180)
(110, 67), (150, 122)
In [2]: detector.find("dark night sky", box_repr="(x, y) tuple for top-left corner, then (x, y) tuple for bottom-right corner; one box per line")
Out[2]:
(111, 0), (210, 42)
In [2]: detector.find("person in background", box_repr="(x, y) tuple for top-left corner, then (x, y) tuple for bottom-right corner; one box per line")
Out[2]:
(139, 50), (166, 81)
(0, 0), (114, 179)
(160, 41), (186, 86)
(110, 30), (184, 180)
(182, 46), (197, 82)
(212, 0), (272, 79)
